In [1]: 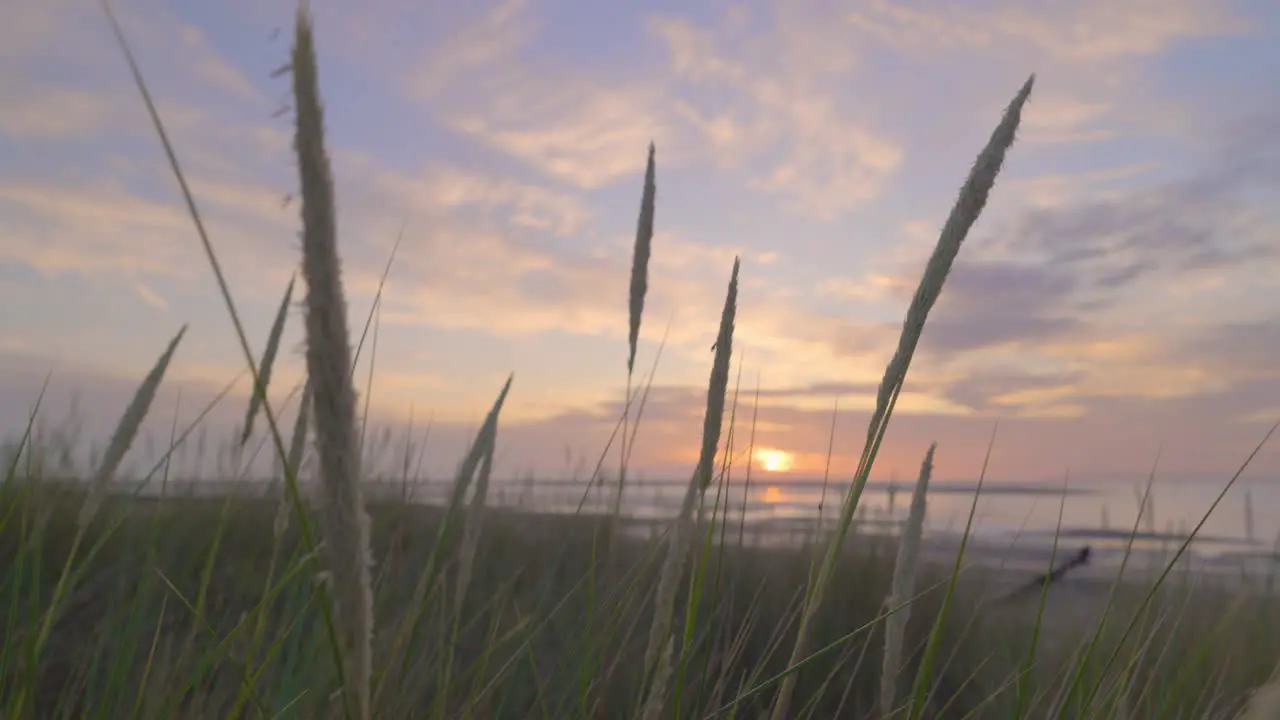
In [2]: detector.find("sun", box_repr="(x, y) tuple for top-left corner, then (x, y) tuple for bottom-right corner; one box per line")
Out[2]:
(754, 448), (795, 473)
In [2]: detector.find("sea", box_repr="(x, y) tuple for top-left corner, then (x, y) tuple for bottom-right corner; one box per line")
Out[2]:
(99, 469), (1280, 589)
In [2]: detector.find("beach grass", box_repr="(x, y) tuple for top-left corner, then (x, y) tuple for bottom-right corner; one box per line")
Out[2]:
(3, 5), (1280, 719)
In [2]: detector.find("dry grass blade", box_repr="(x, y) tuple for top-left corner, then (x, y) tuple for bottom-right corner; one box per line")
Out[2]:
(642, 257), (739, 720)
(454, 377), (513, 585)
(1, 373), (49, 486)
(770, 74), (1033, 720)
(696, 257), (739, 491)
(287, 380), (313, 478)
(618, 142), (657, 516)
(291, 9), (373, 719)
(241, 274), (296, 447)
(628, 142), (656, 376)
(30, 326), (187, 692)
(737, 372), (761, 548)
(351, 227), (403, 374)
(274, 379), (313, 509)
(270, 379), (314, 536)
(451, 374), (514, 510)
(80, 325), (188, 527)
(372, 374), (512, 704)
(880, 443), (936, 719)
(455, 420), (500, 610)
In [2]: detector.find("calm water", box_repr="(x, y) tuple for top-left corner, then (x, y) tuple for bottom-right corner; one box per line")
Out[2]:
(463, 475), (1280, 582)
(115, 473), (1280, 581)
(483, 476), (1277, 543)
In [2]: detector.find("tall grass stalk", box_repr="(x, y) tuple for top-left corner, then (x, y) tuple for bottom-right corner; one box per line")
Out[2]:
(711, 356), (748, 602)
(737, 373), (761, 549)
(815, 397), (841, 535)
(1, 376), (47, 490)
(101, 3), (352, 713)
(769, 73), (1034, 720)
(240, 276), (296, 448)
(78, 327), (187, 529)
(573, 315), (673, 515)
(243, 275), (299, 498)
(679, 353), (748, 715)
(291, 10), (374, 718)
(620, 142), (656, 516)
(905, 423), (996, 720)
(285, 381), (313, 495)
(1013, 470), (1071, 720)
(454, 387), (509, 611)
(880, 442), (936, 719)
(1245, 488), (1256, 545)
(577, 142), (656, 715)
(641, 257), (739, 719)
(226, 384), (314, 719)
(441, 395), (505, 716)
(357, 293), (381, 463)
(350, 226), (403, 376)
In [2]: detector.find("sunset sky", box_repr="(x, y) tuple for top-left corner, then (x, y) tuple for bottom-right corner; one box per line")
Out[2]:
(3, 0), (1280, 484)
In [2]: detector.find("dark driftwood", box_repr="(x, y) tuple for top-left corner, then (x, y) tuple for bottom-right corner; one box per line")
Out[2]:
(999, 546), (1092, 603)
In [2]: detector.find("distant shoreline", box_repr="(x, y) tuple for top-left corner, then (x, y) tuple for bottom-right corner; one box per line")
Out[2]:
(53, 478), (1276, 575)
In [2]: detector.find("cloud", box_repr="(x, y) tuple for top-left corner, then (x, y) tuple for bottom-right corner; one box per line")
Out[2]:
(482, 370), (1280, 481)
(647, 13), (903, 217)
(0, 98), (592, 324)
(789, 99), (1280, 419)
(0, 87), (116, 140)
(409, 0), (532, 99)
(1173, 320), (1280, 384)
(0, 180), (204, 278)
(401, 1), (669, 189)
(361, 161), (593, 237)
(0, 0), (265, 143)
(0, 356), (1269, 486)
(133, 282), (170, 311)
(998, 163), (1161, 209)
(844, 0), (1251, 148)
(754, 381), (882, 401)
(928, 366), (1085, 414)
(374, 225), (777, 362)
(1019, 96), (1115, 145)
(925, 261), (1083, 354)
(399, 1), (902, 216)
(846, 0), (1248, 62)
(648, 232), (779, 272)
(446, 90), (666, 191)
(908, 119), (1271, 325)
(1003, 178), (1275, 282)
(176, 25), (259, 101)
(0, 26), (800, 392)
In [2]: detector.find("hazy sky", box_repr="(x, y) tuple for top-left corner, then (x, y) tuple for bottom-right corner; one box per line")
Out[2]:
(3, 0), (1280, 484)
